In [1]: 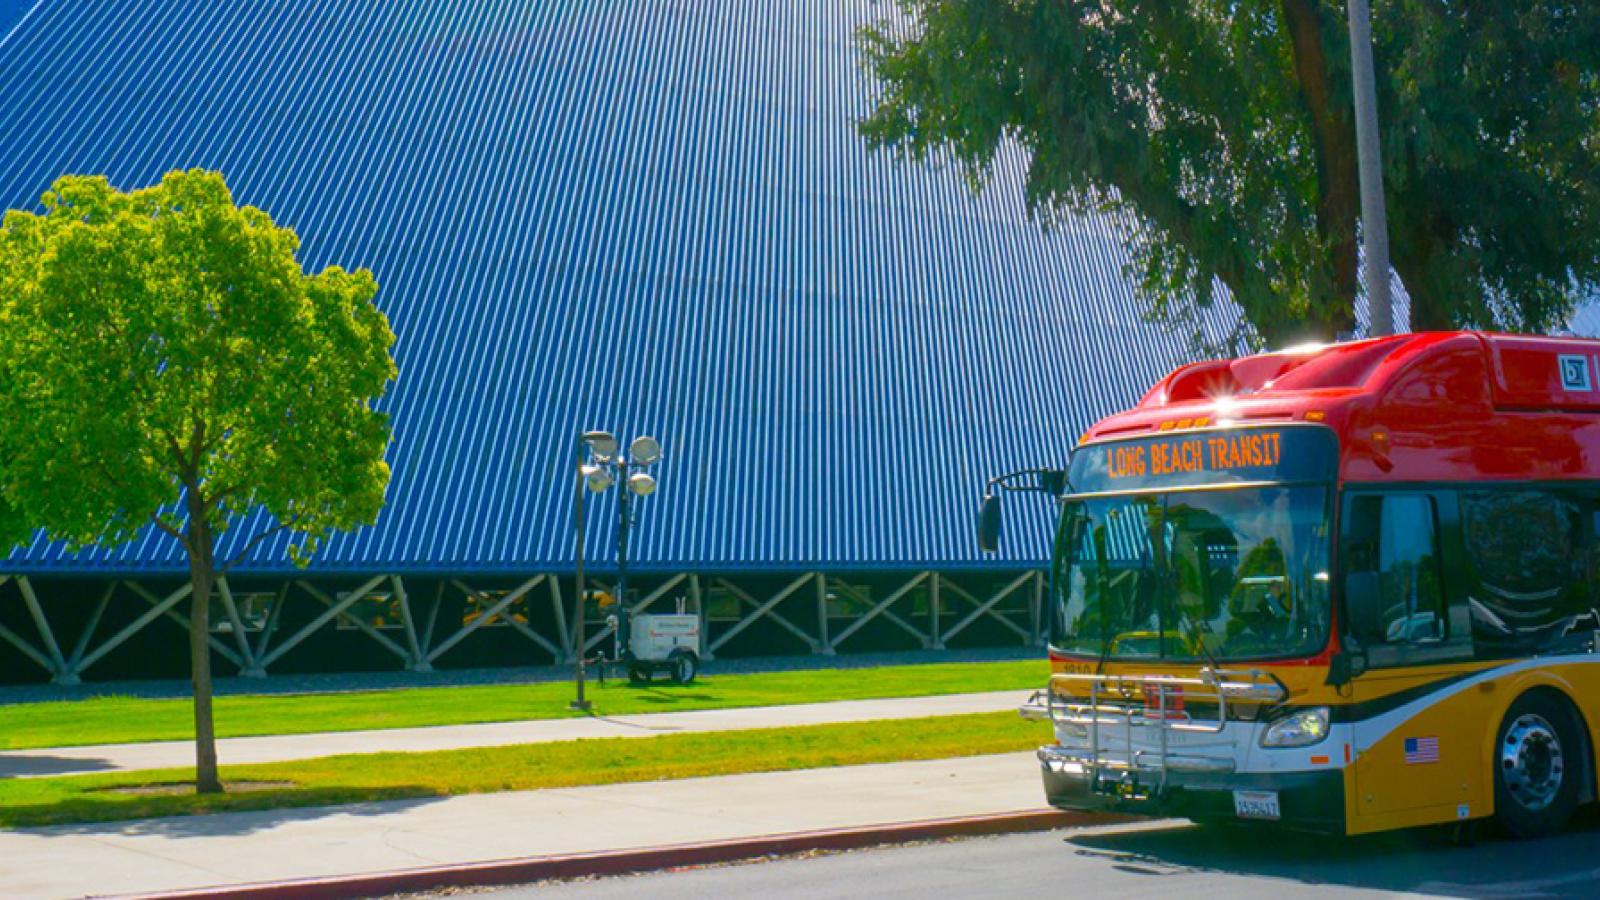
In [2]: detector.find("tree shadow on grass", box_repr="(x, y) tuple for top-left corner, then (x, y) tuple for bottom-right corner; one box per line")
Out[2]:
(0, 754), (116, 778)
(7, 786), (449, 838)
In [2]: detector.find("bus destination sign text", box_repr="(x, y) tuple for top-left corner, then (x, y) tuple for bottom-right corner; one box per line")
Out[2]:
(1105, 431), (1284, 480)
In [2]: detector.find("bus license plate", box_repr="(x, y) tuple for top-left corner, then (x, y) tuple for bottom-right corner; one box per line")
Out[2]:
(1233, 790), (1281, 821)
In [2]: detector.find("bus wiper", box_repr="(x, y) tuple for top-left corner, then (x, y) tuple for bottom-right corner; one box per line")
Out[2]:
(1176, 600), (1221, 672)
(1165, 561), (1220, 671)
(1094, 526), (1137, 677)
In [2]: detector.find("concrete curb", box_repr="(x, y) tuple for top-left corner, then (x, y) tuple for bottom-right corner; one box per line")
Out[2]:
(111, 808), (1117, 900)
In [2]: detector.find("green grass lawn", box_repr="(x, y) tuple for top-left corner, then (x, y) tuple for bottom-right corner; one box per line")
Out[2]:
(0, 711), (1049, 829)
(0, 659), (1046, 751)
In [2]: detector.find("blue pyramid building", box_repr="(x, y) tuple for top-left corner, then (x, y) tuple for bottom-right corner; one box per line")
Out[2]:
(0, 0), (1225, 683)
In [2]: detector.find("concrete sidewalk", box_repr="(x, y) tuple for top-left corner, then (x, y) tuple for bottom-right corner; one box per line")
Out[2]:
(0, 690), (1027, 779)
(1, 752), (1052, 900)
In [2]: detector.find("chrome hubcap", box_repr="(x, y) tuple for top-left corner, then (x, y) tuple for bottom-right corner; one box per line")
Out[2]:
(1502, 713), (1563, 811)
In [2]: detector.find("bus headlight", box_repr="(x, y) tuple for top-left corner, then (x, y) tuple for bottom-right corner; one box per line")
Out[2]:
(1260, 707), (1330, 748)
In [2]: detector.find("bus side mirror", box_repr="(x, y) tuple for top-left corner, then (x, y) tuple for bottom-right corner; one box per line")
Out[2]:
(977, 492), (1002, 553)
(1039, 469), (1069, 496)
(1345, 571), (1382, 642)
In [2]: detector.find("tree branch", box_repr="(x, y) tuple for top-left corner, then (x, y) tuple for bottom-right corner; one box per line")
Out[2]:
(188, 417), (206, 472)
(162, 429), (187, 472)
(217, 518), (299, 575)
(148, 511), (188, 548)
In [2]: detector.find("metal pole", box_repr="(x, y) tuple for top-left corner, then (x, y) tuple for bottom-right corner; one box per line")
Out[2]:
(614, 462), (632, 662)
(1348, 0), (1392, 336)
(571, 435), (591, 712)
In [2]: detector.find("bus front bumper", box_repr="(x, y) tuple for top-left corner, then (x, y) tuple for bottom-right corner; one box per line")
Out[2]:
(1037, 745), (1346, 834)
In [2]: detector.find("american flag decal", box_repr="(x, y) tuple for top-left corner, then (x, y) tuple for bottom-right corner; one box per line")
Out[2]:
(1404, 736), (1440, 764)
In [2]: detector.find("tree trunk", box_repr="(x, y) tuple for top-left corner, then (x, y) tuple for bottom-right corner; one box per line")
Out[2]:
(1281, 0), (1361, 335)
(185, 505), (223, 795)
(1391, 220), (1462, 332)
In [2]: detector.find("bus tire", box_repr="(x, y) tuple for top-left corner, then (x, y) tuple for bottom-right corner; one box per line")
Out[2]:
(1493, 691), (1582, 840)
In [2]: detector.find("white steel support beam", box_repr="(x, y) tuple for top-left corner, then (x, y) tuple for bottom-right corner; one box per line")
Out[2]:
(827, 576), (931, 649)
(0, 619), (53, 674)
(690, 574), (708, 661)
(76, 583), (193, 675)
(580, 579), (614, 653)
(125, 581), (245, 669)
(392, 576), (430, 672)
(496, 603), (561, 659)
(215, 577), (258, 673)
(295, 579), (413, 667)
(708, 577), (822, 652)
(939, 572), (1034, 645)
(0, 567), (1054, 685)
(66, 583), (116, 675)
(829, 579), (929, 645)
(0, 577), (54, 676)
(17, 577), (74, 684)
(547, 577), (569, 663)
(419, 582), (444, 661)
(258, 575), (387, 670)
(247, 584), (290, 674)
(814, 572), (833, 655)
(631, 573), (688, 614)
(444, 576), (558, 661)
(431, 575), (548, 664)
(828, 572), (931, 651)
(709, 574), (821, 654)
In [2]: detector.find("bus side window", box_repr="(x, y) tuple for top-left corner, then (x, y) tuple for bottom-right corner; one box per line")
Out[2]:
(1345, 494), (1446, 646)
(1379, 496), (1446, 643)
(1462, 490), (1587, 657)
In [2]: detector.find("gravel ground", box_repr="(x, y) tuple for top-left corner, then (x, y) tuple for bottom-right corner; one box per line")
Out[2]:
(0, 645), (1040, 705)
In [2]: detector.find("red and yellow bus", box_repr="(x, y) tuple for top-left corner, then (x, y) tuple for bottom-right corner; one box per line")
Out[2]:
(987, 331), (1600, 837)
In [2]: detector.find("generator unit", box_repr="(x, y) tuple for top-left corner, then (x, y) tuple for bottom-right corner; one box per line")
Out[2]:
(603, 611), (700, 684)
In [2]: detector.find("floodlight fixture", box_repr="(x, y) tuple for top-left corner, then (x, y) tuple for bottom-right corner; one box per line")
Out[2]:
(629, 435), (662, 466)
(582, 464), (614, 492)
(582, 430), (618, 460)
(627, 471), (657, 496)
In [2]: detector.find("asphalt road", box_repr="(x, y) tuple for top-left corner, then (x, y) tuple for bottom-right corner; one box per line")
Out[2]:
(485, 814), (1600, 899)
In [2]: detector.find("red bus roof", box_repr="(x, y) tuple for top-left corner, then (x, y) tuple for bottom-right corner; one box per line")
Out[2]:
(1083, 331), (1600, 483)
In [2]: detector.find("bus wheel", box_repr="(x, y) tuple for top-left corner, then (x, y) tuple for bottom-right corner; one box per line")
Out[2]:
(1494, 692), (1582, 839)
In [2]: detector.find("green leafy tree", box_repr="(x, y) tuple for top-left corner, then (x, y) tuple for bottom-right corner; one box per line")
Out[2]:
(0, 170), (396, 793)
(860, 1), (1600, 348)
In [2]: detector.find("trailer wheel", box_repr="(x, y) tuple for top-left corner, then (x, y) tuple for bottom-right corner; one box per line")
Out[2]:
(1494, 691), (1582, 839)
(669, 649), (698, 685)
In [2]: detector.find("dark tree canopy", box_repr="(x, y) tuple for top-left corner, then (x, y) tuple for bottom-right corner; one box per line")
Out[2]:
(859, 1), (1600, 349)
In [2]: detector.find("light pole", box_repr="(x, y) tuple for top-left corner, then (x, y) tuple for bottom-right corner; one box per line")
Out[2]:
(570, 431), (662, 712)
(611, 437), (660, 663)
(1348, 0), (1392, 336)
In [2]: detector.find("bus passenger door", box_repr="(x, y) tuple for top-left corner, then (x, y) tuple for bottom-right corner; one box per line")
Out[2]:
(1343, 492), (1483, 825)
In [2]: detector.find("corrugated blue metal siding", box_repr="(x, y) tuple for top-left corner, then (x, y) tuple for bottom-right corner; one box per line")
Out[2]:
(0, 2), (32, 43)
(0, 0), (1233, 575)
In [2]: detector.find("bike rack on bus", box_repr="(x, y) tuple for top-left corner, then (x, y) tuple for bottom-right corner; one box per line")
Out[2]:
(1021, 669), (1288, 797)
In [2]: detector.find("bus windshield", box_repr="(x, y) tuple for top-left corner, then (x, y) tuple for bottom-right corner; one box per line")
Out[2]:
(1050, 484), (1331, 662)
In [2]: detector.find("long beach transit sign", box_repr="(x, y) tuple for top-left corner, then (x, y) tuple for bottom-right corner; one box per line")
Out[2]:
(1070, 425), (1337, 494)
(1106, 431), (1284, 480)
